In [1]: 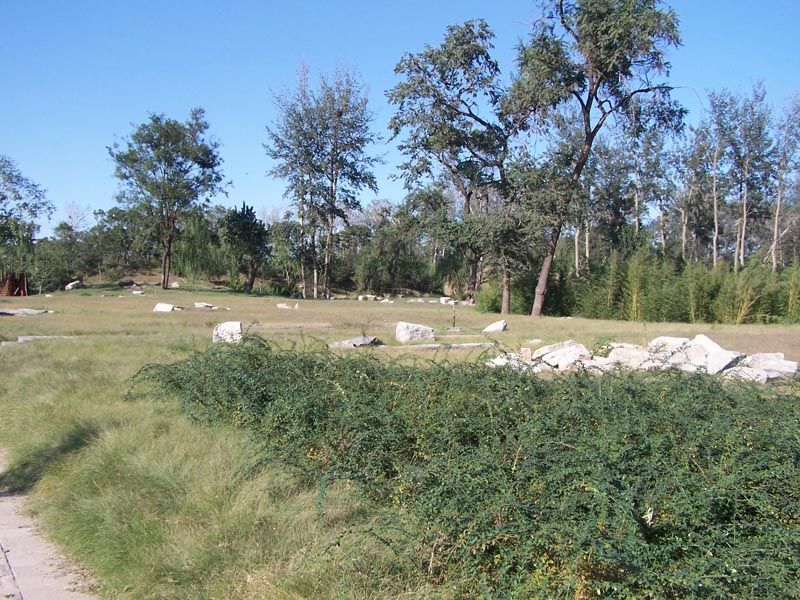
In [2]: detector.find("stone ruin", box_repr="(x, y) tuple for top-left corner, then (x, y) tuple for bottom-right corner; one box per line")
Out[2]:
(488, 335), (797, 384)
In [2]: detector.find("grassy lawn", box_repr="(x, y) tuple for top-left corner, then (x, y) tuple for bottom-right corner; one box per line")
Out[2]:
(0, 288), (798, 598)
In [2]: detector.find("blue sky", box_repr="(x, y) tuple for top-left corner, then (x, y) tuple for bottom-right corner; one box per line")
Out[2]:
(2, 0), (798, 233)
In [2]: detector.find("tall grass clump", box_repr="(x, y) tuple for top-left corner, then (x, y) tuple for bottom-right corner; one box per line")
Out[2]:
(141, 340), (800, 598)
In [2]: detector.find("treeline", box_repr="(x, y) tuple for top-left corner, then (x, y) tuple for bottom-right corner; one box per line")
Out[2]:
(2, 1), (799, 324)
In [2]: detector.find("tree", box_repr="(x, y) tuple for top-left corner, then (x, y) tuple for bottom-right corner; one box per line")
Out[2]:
(769, 95), (800, 270)
(0, 155), (53, 285)
(709, 85), (774, 270)
(509, 0), (683, 315)
(387, 20), (524, 303)
(266, 66), (379, 299)
(109, 108), (227, 289)
(223, 202), (271, 293)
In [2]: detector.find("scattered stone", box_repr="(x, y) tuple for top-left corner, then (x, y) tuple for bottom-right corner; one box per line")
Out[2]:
(276, 303), (299, 309)
(648, 336), (690, 358)
(131, 290), (144, 295)
(16, 335), (75, 344)
(44, 294), (53, 298)
(673, 334), (742, 375)
(329, 335), (380, 349)
(358, 294), (377, 301)
(170, 282), (180, 288)
(482, 319), (508, 334)
(531, 340), (578, 361)
(723, 367), (769, 384)
(380, 298), (395, 304)
(539, 343), (592, 370)
(427, 300), (438, 303)
(606, 346), (664, 371)
(153, 303), (175, 312)
(740, 353), (798, 379)
(395, 321), (435, 343)
(406, 298), (425, 303)
(0, 308), (49, 316)
(64, 280), (82, 291)
(486, 334), (794, 385)
(439, 296), (451, 304)
(445, 327), (462, 333)
(213, 321), (242, 344)
(194, 302), (216, 309)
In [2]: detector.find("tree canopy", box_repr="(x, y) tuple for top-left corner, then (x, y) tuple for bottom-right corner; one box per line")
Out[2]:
(109, 108), (226, 288)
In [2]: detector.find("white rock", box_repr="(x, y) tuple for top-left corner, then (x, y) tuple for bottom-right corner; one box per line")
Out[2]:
(153, 303), (175, 312)
(539, 343), (592, 370)
(439, 296), (451, 304)
(131, 290), (144, 295)
(648, 336), (690, 359)
(723, 367), (769, 384)
(740, 354), (797, 379)
(170, 282), (180, 288)
(531, 340), (578, 361)
(677, 335), (742, 375)
(329, 335), (380, 349)
(607, 347), (658, 369)
(194, 302), (215, 309)
(482, 319), (508, 334)
(45, 294), (53, 298)
(65, 280), (82, 291)
(276, 303), (291, 309)
(0, 308), (49, 316)
(395, 321), (435, 343)
(213, 321), (242, 344)
(428, 300), (438, 303)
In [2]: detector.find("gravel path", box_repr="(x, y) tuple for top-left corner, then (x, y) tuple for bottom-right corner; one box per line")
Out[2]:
(0, 449), (96, 599)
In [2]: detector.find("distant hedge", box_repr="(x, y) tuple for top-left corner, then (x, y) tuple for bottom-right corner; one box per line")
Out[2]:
(141, 340), (800, 598)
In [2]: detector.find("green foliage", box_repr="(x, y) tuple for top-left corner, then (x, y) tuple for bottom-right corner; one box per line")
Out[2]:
(109, 107), (227, 288)
(223, 203), (271, 293)
(143, 342), (800, 598)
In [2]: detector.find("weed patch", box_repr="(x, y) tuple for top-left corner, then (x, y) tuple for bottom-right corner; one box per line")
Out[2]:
(142, 340), (800, 598)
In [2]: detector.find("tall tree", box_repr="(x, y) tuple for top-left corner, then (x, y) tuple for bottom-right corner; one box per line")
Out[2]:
(109, 108), (226, 289)
(509, 0), (683, 316)
(769, 95), (800, 270)
(709, 85), (774, 270)
(387, 19), (524, 302)
(223, 202), (271, 293)
(266, 66), (379, 299)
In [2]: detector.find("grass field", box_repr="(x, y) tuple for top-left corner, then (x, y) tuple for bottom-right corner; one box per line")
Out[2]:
(0, 287), (798, 598)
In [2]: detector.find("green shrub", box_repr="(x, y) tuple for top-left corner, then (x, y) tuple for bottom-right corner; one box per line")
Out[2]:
(140, 341), (800, 598)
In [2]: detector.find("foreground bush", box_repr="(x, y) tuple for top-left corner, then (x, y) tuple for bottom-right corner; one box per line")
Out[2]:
(141, 341), (800, 598)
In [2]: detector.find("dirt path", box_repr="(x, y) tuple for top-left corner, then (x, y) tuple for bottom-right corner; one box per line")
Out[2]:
(0, 449), (96, 599)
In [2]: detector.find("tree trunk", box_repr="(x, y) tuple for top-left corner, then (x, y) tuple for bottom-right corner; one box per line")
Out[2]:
(739, 176), (748, 268)
(574, 226), (581, 275)
(531, 221), (562, 316)
(584, 219), (590, 270)
(680, 207), (688, 261)
(243, 260), (257, 293)
(501, 267), (511, 315)
(467, 254), (480, 297)
(160, 235), (173, 289)
(659, 211), (667, 253)
(771, 175), (784, 272)
(711, 141), (720, 268)
(323, 223), (333, 299)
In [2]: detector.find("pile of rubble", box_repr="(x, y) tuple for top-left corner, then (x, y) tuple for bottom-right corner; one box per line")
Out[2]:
(489, 335), (797, 384)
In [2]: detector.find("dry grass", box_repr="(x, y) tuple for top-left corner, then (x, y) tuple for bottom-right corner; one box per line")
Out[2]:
(0, 286), (798, 598)
(2, 287), (798, 359)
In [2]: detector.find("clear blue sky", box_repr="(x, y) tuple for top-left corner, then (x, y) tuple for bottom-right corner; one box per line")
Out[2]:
(2, 1), (798, 233)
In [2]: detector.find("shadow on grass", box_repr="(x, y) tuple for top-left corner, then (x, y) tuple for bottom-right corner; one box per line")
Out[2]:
(0, 420), (100, 493)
